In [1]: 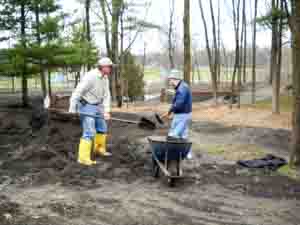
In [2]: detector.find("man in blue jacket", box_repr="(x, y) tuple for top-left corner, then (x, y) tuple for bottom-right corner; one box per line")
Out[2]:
(167, 70), (193, 158)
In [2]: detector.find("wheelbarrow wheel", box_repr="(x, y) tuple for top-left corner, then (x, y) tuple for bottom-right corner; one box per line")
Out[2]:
(152, 158), (160, 178)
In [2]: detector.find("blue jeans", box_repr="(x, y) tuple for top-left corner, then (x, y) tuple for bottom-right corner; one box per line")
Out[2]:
(168, 113), (192, 139)
(79, 103), (107, 140)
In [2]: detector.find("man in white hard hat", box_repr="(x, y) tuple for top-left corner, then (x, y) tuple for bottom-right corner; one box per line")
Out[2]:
(167, 69), (193, 159)
(69, 57), (113, 166)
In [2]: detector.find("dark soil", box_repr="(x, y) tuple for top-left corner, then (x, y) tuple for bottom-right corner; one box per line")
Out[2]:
(0, 104), (300, 225)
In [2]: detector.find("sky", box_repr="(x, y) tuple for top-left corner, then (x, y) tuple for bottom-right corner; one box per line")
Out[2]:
(59, 0), (275, 55)
(1, 0), (278, 54)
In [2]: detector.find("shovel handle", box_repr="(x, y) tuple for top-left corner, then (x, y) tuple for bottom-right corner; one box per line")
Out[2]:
(48, 109), (140, 125)
(79, 112), (139, 124)
(160, 112), (169, 119)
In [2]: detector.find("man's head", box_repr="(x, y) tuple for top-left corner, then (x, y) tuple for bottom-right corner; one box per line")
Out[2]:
(168, 70), (182, 88)
(98, 57), (113, 76)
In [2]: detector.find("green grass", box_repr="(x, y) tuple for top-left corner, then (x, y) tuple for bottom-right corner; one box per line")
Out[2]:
(143, 67), (256, 83)
(144, 68), (161, 81)
(0, 77), (70, 92)
(194, 143), (267, 161)
(254, 95), (293, 112)
(278, 165), (299, 180)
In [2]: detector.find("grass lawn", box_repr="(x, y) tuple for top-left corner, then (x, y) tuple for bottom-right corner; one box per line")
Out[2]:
(0, 77), (71, 92)
(194, 143), (267, 161)
(144, 68), (161, 81)
(144, 68), (222, 82)
(254, 95), (293, 112)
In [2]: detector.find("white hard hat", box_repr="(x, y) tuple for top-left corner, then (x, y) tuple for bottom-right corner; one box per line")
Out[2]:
(98, 57), (113, 67)
(168, 69), (182, 80)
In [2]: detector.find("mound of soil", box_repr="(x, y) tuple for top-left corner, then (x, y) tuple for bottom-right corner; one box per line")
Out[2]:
(0, 108), (162, 187)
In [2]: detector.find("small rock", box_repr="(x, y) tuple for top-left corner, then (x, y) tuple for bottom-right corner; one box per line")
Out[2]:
(32, 215), (41, 219)
(3, 213), (12, 220)
(253, 176), (260, 183)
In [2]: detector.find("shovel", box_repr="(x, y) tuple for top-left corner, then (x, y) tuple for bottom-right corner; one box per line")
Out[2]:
(44, 95), (156, 130)
(154, 112), (169, 125)
(79, 112), (157, 130)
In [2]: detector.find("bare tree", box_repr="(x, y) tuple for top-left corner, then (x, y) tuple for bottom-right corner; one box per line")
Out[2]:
(271, 0), (282, 114)
(209, 0), (218, 92)
(217, 0), (221, 86)
(99, 0), (111, 57)
(85, 0), (91, 70)
(251, 0), (258, 104)
(34, 0), (47, 98)
(198, 0), (218, 104)
(21, 2), (28, 107)
(111, 0), (123, 107)
(237, 0), (245, 108)
(230, 0), (241, 108)
(290, 0), (300, 166)
(168, 0), (175, 69)
(282, 0), (300, 166)
(242, 0), (247, 84)
(183, 0), (191, 84)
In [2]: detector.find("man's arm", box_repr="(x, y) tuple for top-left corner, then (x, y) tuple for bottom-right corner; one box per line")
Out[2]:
(103, 78), (111, 119)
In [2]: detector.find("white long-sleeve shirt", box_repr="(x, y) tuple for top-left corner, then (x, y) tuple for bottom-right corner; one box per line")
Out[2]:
(69, 68), (111, 113)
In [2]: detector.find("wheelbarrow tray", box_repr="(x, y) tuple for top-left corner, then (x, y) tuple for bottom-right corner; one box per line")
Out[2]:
(148, 136), (192, 185)
(148, 136), (192, 161)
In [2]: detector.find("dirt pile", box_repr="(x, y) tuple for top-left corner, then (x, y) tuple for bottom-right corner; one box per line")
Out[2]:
(0, 109), (157, 187)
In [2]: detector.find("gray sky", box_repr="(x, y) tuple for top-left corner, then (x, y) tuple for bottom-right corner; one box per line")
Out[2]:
(61, 0), (278, 54)
(3, 0), (277, 54)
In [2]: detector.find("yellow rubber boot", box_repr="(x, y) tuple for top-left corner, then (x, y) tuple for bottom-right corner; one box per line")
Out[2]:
(94, 134), (112, 157)
(78, 139), (97, 165)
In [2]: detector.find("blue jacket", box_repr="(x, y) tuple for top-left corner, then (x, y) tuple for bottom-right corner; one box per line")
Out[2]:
(169, 81), (192, 114)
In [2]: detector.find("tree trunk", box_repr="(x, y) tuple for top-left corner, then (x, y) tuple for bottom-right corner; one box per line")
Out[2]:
(251, 0), (258, 104)
(35, 0), (47, 98)
(237, 0), (245, 108)
(11, 76), (15, 93)
(217, 0), (221, 86)
(21, 2), (28, 107)
(99, 0), (111, 57)
(119, 3), (125, 106)
(47, 70), (52, 97)
(290, 0), (300, 166)
(270, 0), (278, 86)
(75, 72), (80, 88)
(168, 0), (175, 69)
(231, 0), (241, 108)
(243, 1), (247, 84)
(198, 0), (217, 104)
(86, 0), (91, 70)
(111, 0), (123, 107)
(271, 0), (280, 114)
(183, 0), (191, 85)
(209, 0), (218, 104)
(99, 1), (113, 96)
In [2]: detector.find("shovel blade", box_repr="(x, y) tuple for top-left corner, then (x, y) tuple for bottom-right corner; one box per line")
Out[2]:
(139, 117), (157, 130)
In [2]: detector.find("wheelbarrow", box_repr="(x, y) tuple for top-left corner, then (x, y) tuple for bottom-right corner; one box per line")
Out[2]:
(148, 136), (192, 187)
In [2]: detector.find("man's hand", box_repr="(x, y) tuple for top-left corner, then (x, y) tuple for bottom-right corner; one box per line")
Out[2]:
(167, 111), (173, 120)
(104, 112), (111, 121)
(69, 107), (77, 114)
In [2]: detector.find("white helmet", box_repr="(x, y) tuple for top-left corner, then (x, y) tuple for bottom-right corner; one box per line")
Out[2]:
(98, 57), (113, 67)
(168, 69), (182, 80)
